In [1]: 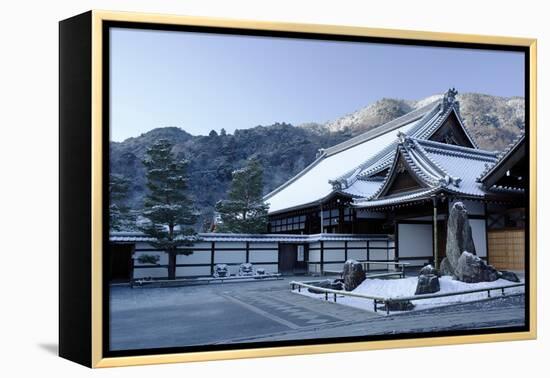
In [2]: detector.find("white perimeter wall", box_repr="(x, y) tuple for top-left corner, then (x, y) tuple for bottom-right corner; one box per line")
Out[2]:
(132, 241), (279, 279)
(307, 239), (395, 274)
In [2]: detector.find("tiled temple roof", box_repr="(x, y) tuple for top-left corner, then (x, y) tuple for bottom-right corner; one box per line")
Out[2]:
(353, 136), (501, 209)
(478, 133), (525, 184)
(264, 88), (477, 214)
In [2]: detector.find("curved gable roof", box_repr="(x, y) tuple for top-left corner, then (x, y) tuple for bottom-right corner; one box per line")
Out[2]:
(265, 89), (478, 214)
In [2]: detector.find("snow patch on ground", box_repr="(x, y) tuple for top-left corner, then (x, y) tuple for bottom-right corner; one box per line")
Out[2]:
(294, 276), (524, 314)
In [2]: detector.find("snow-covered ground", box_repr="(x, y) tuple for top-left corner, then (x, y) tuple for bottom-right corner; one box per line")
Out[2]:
(294, 276), (524, 315)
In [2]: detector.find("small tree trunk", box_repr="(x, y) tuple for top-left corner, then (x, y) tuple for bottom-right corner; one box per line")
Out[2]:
(167, 250), (177, 280)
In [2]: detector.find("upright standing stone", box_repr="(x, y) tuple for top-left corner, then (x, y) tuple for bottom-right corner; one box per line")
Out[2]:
(342, 260), (366, 291)
(445, 202), (477, 274)
(439, 257), (454, 276)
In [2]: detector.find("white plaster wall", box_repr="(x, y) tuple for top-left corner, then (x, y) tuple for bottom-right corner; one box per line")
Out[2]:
(249, 250), (278, 263)
(192, 242), (213, 250)
(323, 263), (344, 272)
(470, 219), (487, 257)
(348, 249), (367, 260)
(309, 242), (321, 250)
(214, 250), (247, 264)
(308, 263), (321, 274)
(176, 251), (211, 264)
(398, 223), (433, 258)
(133, 267), (168, 279)
(176, 266), (211, 277)
(308, 249), (321, 262)
(369, 249), (390, 260)
(324, 249), (345, 261)
(369, 240), (389, 248)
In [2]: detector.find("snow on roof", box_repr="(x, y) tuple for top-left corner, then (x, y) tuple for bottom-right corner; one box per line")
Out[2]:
(478, 133), (525, 184)
(264, 118), (422, 214)
(353, 137), (500, 209)
(420, 139), (498, 197)
(340, 178), (384, 198)
(110, 232), (390, 244)
(264, 89), (478, 215)
(263, 104), (443, 214)
(354, 187), (441, 209)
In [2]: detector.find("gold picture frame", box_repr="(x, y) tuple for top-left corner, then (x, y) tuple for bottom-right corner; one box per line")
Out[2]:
(59, 10), (537, 368)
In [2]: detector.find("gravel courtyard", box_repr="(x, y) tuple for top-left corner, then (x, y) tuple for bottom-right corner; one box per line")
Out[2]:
(109, 276), (526, 351)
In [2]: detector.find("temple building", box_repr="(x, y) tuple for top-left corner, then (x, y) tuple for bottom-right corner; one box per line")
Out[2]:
(109, 88), (526, 281)
(264, 88), (525, 271)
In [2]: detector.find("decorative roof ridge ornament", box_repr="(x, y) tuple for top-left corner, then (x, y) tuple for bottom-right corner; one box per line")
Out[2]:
(329, 179), (344, 191)
(397, 131), (415, 148)
(441, 87), (460, 114)
(440, 175), (462, 187)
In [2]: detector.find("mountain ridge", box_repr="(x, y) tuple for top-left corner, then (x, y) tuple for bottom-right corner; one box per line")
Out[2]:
(110, 92), (524, 229)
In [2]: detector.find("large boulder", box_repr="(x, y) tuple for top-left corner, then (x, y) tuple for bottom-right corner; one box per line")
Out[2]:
(445, 202), (477, 273)
(342, 260), (366, 291)
(498, 270), (521, 283)
(455, 252), (499, 283)
(439, 257), (455, 277)
(419, 264), (440, 277)
(415, 274), (440, 295)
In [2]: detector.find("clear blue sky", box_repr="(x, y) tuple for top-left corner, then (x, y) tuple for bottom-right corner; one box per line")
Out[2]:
(110, 27), (525, 142)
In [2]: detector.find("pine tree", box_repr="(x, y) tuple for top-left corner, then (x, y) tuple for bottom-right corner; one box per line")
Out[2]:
(140, 139), (198, 279)
(215, 159), (270, 233)
(109, 173), (134, 231)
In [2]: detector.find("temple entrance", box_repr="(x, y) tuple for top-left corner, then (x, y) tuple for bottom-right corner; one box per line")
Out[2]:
(278, 244), (308, 274)
(109, 244), (134, 283)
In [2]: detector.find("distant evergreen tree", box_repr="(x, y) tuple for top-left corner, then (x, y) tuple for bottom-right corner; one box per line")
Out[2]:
(220, 128), (227, 136)
(140, 139), (198, 279)
(215, 159), (269, 233)
(109, 173), (134, 231)
(209, 129), (218, 137)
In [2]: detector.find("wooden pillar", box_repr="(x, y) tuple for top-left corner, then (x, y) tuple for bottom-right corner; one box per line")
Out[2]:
(320, 241), (325, 274)
(245, 241), (250, 263)
(338, 204), (344, 233)
(319, 202), (325, 234)
(366, 240), (370, 271)
(484, 202), (490, 265)
(432, 197), (439, 269)
(210, 241), (215, 276)
(344, 241), (348, 262)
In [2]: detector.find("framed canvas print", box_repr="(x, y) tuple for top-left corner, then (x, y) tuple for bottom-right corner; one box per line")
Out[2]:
(59, 10), (537, 368)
